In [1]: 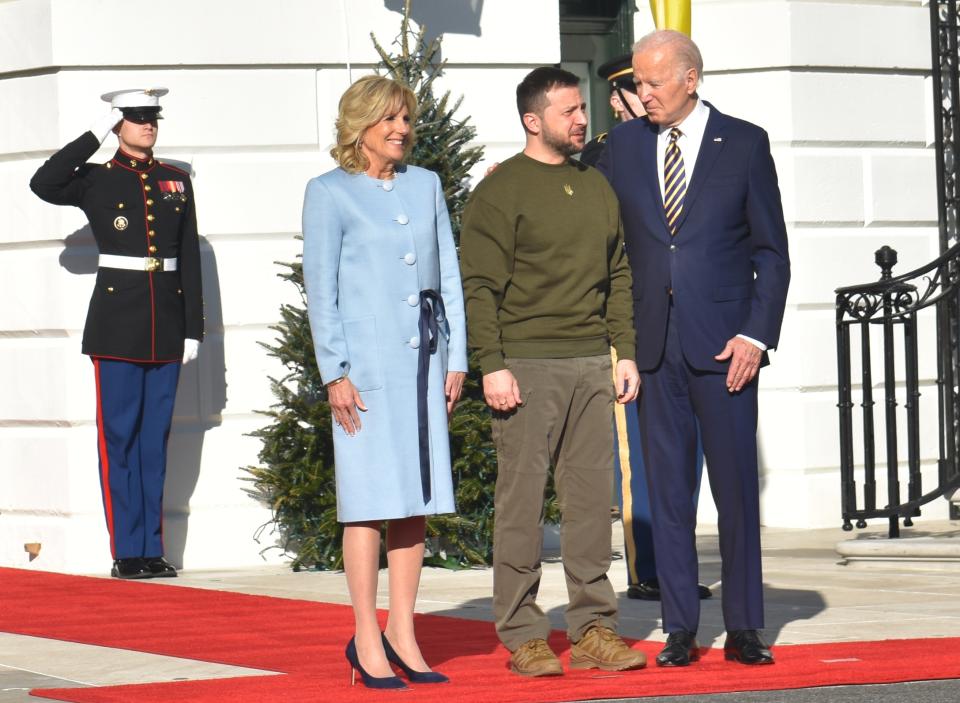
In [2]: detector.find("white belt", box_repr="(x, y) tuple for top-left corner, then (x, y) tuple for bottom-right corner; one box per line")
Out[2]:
(99, 254), (178, 272)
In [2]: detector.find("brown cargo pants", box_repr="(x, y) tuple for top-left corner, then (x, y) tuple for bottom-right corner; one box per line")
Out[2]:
(491, 355), (618, 650)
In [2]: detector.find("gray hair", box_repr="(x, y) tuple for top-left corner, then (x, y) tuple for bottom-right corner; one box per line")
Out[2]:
(633, 30), (704, 85)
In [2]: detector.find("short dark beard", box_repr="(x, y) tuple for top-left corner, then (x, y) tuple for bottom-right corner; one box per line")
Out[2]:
(542, 123), (581, 157)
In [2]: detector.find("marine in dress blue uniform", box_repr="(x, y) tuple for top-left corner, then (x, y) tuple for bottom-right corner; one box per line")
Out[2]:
(581, 55), (710, 602)
(30, 88), (203, 579)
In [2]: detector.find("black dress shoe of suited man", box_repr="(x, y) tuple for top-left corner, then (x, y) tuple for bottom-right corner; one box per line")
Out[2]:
(145, 556), (178, 578)
(724, 629), (774, 665)
(627, 579), (713, 601)
(110, 558), (152, 579)
(656, 631), (700, 667)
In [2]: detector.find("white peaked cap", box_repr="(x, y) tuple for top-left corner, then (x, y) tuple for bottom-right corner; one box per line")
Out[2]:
(100, 88), (169, 109)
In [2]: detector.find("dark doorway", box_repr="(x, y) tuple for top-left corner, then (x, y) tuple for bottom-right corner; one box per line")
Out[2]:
(559, 0), (635, 139)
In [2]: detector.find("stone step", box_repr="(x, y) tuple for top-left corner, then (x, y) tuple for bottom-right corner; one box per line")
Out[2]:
(836, 535), (960, 570)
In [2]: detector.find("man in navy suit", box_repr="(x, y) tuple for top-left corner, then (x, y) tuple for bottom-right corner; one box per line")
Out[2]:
(597, 31), (790, 667)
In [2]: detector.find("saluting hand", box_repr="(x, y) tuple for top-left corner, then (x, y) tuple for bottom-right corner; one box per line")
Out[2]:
(715, 336), (762, 393)
(328, 377), (367, 436)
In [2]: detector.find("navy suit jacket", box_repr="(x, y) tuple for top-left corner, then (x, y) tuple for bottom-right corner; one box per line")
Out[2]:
(597, 102), (790, 373)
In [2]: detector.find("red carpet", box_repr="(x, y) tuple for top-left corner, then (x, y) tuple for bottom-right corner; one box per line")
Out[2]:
(0, 567), (956, 702)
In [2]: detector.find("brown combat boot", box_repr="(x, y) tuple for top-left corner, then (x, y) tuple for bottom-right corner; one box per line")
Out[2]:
(569, 624), (647, 671)
(509, 638), (564, 677)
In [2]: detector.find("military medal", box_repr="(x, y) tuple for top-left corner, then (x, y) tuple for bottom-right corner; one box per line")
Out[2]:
(113, 216), (128, 231)
(158, 180), (187, 202)
(563, 184), (574, 196)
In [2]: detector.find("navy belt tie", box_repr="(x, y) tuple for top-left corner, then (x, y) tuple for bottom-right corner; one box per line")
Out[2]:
(417, 289), (445, 505)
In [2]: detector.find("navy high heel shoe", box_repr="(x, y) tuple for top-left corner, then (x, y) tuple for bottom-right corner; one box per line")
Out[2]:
(345, 637), (408, 689)
(381, 633), (449, 684)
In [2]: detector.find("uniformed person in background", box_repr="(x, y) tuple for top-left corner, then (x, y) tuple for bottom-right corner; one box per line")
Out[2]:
(30, 88), (203, 579)
(579, 54), (646, 168)
(581, 55), (711, 602)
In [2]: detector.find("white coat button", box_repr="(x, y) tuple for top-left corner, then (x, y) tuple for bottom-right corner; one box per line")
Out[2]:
(383, 181), (394, 192)
(397, 214), (409, 225)
(403, 252), (416, 265)
(408, 336), (420, 349)
(669, 244), (677, 252)
(407, 294), (419, 306)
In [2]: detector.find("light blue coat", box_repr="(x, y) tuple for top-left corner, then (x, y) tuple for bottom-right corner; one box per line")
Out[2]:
(302, 165), (467, 522)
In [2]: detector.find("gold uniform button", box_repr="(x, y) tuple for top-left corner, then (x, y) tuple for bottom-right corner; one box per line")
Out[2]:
(105, 162), (113, 169)
(175, 207), (181, 212)
(177, 288), (182, 294)
(146, 199), (154, 205)
(148, 229), (156, 237)
(107, 286), (114, 293)
(148, 245), (158, 253)
(117, 203), (124, 209)
(130, 160), (137, 167)
(147, 214), (155, 222)
(144, 185), (151, 192)
(140, 173), (148, 180)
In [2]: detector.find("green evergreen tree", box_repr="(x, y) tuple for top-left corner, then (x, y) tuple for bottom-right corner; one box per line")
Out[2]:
(242, 1), (563, 570)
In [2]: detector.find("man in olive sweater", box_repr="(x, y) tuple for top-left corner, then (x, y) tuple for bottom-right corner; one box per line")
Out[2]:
(460, 67), (644, 678)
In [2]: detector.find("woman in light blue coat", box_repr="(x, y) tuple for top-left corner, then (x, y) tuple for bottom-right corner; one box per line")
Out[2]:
(302, 76), (467, 689)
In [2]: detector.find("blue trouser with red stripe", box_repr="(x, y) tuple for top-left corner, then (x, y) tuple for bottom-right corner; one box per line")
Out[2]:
(92, 358), (180, 559)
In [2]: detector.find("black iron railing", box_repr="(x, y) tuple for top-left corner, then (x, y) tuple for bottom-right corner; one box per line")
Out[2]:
(836, 245), (960, 536)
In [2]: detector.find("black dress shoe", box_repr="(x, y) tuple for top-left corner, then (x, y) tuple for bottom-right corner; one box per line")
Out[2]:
(111, 558), (152, 579)
(627, 579), (713, 601)
(724, 629), (774, 665)
(145, 557), (178, 578)
(627, 579), (661, 600)
(656, 631), (699, 667)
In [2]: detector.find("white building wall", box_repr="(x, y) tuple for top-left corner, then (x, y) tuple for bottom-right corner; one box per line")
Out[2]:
(0, 0), (945, 573)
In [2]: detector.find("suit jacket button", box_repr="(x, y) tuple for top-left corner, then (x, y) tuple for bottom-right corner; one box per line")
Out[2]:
(383, 180), (394, 192)
(396, 214), (409, 225)
(408, 336), (420, 349)
(669, 244), (677, 251)
(403, 252), (416, 265)
(407, 294), (419, 306)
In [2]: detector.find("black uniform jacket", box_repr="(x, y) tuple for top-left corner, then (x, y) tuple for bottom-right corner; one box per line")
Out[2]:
(579, 131), (608, 168)
(31, 132), (204, 362)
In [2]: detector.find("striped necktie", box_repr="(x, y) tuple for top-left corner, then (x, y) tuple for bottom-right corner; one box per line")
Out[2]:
(663, 127), (686, 235)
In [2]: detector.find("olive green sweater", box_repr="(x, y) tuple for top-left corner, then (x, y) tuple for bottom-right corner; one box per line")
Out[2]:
(460, 152), (636, 375)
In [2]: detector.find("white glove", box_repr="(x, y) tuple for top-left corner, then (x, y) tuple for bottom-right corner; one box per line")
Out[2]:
(90, 108), (124, 144)
(182, 338), (200, 365)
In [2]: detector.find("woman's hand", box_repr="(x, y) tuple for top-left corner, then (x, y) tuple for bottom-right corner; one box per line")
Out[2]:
(327, 377), (367, 436)
(445, 371), (466, 416)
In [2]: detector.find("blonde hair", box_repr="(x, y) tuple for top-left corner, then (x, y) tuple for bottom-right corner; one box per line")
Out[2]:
(331, 75), (418, 173)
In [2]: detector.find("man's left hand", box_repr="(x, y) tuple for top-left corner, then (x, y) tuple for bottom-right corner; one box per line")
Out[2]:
(615, 359), (640, 404)
(182, 338), (200, 364)
(715, 337), (762, 392)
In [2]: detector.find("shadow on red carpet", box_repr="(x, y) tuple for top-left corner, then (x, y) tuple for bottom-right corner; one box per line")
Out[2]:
(1, 567), (957, 702)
